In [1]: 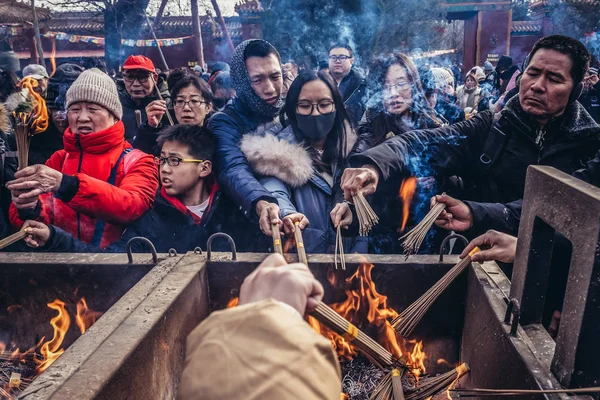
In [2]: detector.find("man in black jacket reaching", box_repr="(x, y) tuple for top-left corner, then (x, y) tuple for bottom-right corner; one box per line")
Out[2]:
(341, 35), (600, 239)
(19, 124), (264, 253)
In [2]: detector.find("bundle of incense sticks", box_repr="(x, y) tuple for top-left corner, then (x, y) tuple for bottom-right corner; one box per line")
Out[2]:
(272, 222), (396, 369)
(14, 112), (34, 170)
(400, 202), (446, 256)
(391, 247), (480, 338)
(370, 363), (470, 400)
(0, 229), (29, 250)
(353, 192), (379, 236)
(334, 224), (346, 270)
(150, 75), (174, 126)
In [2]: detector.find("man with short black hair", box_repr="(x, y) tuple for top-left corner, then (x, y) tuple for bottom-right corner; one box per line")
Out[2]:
(341, 35), (600, 240)
(118, 55), (171, 141)
(207, 39), (284, 239)
(328, 43), (367, 126)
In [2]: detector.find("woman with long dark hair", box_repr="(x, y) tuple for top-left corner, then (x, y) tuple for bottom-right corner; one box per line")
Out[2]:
(353, 53), (443, 254)
(241, 70), (365, 253)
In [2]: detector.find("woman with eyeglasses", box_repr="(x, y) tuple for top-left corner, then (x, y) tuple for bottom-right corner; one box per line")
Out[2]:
(240, 70), (366, 253)
(351, 53), (442, 254)
(134, 75), (213, 155)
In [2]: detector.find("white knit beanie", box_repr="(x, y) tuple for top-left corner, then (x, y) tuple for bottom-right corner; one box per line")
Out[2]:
(66, 68), (123, 120)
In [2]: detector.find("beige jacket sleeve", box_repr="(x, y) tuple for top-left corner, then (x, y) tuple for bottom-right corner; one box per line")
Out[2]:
(178, 299), (341, 400)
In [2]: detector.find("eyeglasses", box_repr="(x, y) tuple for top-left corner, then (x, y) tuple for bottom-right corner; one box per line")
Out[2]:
(123, 74), (150, 83)
(174, 99), (210, 108)
(155, 156), (205, 166)
(383, 81), (411, 93)
(296, 101), (335, 116)
(328, 55), (351, 63)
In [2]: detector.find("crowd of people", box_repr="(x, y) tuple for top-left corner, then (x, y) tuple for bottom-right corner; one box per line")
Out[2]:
(0, 33), (599, 400)
(0, 35), (598, 267)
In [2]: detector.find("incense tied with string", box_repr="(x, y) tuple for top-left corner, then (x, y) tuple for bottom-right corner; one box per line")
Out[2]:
(13, 77), (49, 170)
(391, 246), (481, 338)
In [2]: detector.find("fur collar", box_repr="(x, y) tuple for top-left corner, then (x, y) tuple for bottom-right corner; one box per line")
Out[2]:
(241, 121), (357, 188)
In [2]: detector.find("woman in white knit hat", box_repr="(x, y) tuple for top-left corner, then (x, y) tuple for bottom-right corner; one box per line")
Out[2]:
(7, 68), (159, 248)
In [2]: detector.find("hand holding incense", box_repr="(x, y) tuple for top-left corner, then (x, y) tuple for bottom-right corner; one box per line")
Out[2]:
(391, 247), (481, 338)
(150, 75), (174, 126)
(0, 229), (29, 250)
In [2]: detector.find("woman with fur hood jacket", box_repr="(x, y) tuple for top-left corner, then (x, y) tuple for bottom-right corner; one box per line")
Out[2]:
(241, 70), (367, 254)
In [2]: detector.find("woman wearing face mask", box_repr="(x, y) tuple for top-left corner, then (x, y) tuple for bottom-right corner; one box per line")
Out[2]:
(240, 70), (366, 254)
(134, 75), (213, 155)
(352, 53), (442, 254)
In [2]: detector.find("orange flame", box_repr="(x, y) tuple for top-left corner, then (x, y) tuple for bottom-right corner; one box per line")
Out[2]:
(399, 177), (417, 232)
(19, 77), (49, 133)
(75, 297), (102, 335)
(310, 263), (427, 378)
(49, 37), (57, 77)
(227, 297), (239, 308)
(446, 363), (469, 399)
(37, 299), (70, 373)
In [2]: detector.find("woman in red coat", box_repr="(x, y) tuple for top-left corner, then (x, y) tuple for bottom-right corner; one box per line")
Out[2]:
(7, 68), (158, 249)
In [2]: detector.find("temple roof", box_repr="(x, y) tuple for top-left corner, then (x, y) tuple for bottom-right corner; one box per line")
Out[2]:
(0, 0), (51, 24)
(46, 12), (244, 39)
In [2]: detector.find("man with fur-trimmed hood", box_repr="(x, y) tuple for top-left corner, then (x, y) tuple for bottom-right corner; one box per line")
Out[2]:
(207, 39), (285, 237)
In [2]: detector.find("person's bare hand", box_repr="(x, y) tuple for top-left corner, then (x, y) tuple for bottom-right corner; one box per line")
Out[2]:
(330, 202), (352, 228)
(145, 100), (167, 127)
(239, 253), (324, 315)
(7, 165), (62, 207)
(340, 165), (380, 201)
(11, 188), (39, 210)
(431, 193), (473, 232)
(460, 230), (517, 263)
(256, 200), (281, 236)
(22, 220), (51, 248)
(282, 212), (309, 236)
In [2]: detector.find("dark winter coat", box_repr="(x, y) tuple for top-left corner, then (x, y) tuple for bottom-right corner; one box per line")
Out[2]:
(40, 184), (267, 253)
(350, 97), (600, 238)
(132, 121), (162, 156)
(117, 78), (172, 142)
(338, 68), (368, 127)
(240, 123), (366, 253)
(352, 108), (441, 254)
(206, 97), (278, 219)
(580, 81), (600, 124)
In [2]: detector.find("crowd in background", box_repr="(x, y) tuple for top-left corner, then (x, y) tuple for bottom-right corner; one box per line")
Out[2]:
(0, 35), (599, 266)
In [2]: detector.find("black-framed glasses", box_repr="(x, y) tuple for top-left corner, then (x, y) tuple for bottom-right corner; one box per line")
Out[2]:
(155, 156), (205, 166)
(383, 81), (411, 93)
(328, 55), (351, 62)
(174, 99), (210, 108)
(296, 101), (335, 116)
(123, 74), (150, 83)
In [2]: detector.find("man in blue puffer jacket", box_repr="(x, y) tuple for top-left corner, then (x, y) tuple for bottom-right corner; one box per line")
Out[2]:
(207, 39), (287, 236)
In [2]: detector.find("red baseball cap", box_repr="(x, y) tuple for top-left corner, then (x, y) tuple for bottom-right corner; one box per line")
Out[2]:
(123, 55), (155, 73)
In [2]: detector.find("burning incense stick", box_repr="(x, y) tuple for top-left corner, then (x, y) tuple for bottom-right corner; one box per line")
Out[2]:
(335, 225), (346, 270)
(150, 75), (174, 126)
(391, 368), (405, 400)
(400, 202), (446, 257)
(450, 386), (600, 396)
(391, 247), (480, 338)
(0, 229), (29, 250)
(353, 191), (379, 236)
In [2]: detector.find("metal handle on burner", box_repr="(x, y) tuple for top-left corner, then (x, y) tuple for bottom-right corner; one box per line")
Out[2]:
(504, 298), (521, 336)
(126, 237), (158, 264)
(439, 233), (469, 262)
(207, 232), (237, 261)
